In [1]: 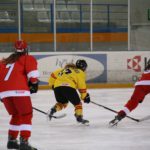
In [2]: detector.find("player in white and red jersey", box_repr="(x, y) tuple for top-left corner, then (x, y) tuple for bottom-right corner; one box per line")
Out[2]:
(109, 63), (150, 126)
(0, 40), (39, 150)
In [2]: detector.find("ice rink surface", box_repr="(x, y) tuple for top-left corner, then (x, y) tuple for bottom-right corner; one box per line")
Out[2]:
(0, 88), (150, 150)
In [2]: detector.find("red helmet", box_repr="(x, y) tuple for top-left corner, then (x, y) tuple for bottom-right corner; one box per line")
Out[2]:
(14, 40), (28, 53)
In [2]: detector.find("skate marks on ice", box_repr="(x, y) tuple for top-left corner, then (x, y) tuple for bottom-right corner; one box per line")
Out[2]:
(0, 89), (150, 150)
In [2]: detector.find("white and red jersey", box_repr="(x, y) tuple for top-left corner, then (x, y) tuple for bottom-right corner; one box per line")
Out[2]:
(135, 70), (150, 86)
(0, 55), (40, 99)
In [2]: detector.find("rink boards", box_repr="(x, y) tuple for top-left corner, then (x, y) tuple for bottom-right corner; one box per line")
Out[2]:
(0, 51), (150, 88)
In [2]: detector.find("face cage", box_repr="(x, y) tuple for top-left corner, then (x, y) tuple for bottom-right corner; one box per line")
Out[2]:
(15, 48), (28, 54)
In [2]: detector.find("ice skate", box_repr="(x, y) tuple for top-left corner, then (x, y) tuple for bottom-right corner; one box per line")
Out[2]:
(20, 137), (37, 150)
(7, 136), (19, 149)
(109, 116), (120, 127)
(75, 115), (89, 125)
(48, 107), (56, 120)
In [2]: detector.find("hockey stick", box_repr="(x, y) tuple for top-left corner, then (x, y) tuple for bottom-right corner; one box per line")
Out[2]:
(91, 101), (140, 122)
(139, 115), (150, 122)
(32, 107), (66, 119)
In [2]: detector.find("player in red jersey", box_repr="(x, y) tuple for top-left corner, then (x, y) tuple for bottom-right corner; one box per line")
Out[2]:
(0, 40), (39, 150)
(109, 62), (150, 126)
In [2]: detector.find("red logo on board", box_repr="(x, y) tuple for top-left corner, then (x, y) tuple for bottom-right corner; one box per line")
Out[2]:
(127, 56), (141, 72)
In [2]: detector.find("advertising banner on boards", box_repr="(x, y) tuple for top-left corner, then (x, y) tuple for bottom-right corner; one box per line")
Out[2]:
(35, 54), (107, 85)
(0, 52), (149, 85)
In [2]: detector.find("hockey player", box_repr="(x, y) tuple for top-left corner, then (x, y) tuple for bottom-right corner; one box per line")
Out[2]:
(0, 40), (39, 150)
(109, 62), (150, 126)
(48, 59), (90, 124)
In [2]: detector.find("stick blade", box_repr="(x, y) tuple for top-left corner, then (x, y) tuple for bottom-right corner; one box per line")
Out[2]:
(139, 115), (150, 122)
(52, 113), (67, 119)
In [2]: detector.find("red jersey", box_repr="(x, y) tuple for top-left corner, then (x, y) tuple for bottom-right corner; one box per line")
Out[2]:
(0, 55), (39, 98)
(135, 70), (150, 86)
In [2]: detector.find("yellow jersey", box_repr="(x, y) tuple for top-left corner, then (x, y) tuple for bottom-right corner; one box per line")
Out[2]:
(48, 68), (62, 88)
(48, 67), (87, 100)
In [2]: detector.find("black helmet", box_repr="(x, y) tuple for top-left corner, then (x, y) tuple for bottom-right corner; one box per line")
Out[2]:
(76, 59), (87, 71)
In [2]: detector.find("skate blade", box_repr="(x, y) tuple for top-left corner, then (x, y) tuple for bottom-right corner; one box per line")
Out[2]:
(77, 121), (90, 126)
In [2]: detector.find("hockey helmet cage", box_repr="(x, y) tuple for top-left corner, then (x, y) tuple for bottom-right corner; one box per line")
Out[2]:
(76, 59), (87, 71)
(14, 40), (28, 53)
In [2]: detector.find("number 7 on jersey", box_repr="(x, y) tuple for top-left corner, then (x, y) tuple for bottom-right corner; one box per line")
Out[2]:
(4, 63), (15, 81)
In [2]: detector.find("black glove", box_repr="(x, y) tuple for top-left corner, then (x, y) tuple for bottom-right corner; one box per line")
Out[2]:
(28, 81), (39, 94)
(84, 93), (90, 103)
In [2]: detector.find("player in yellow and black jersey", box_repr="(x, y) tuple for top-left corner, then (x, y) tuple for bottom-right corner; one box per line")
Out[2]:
(48, 59), (90, 124)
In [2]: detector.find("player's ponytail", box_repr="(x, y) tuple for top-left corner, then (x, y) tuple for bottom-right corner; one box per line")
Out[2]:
(2, 52), (24, 65)
(64, 63), (77, 69)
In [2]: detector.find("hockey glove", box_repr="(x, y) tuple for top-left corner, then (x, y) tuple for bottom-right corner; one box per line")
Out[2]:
(28, 81), (39, 94)
(84, 93), (90, 103)
(109, 110), (126, 127)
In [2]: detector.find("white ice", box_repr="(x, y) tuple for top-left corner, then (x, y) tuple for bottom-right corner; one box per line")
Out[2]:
(0, 88), (150, 150)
